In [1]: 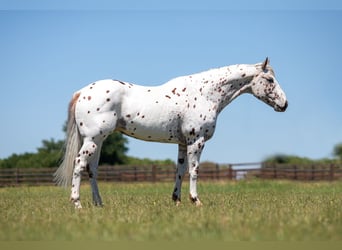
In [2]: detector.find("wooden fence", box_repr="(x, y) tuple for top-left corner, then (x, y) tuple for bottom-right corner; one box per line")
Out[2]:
(260, 163), (342, 181)
(0, 164), (233, 187)
(0, 163), (341, 187)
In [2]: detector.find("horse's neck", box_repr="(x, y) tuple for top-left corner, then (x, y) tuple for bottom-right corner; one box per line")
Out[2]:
(197, 64), (258, 113)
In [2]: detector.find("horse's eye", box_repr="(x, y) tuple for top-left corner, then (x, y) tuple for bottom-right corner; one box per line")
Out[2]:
(267, 78), (274, 83)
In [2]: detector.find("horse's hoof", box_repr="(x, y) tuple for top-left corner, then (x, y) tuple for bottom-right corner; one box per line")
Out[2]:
(70, 197), (82, 209)
(74, 201), (83, 209)
(94, 202), (103, 207)
(189, 194), (202, 206)
(194, 200), (203, 207)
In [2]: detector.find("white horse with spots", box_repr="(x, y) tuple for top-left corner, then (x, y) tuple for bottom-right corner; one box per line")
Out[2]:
(54, 58), (288, 208)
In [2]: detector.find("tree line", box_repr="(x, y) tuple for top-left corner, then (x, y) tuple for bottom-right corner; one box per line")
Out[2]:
(0, 121), (341, 169)
(0, 131), (173, 169)
(264, 144), (342, 165)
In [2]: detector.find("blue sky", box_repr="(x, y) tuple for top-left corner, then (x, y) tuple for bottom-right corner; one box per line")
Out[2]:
(1, 3), (342, 164)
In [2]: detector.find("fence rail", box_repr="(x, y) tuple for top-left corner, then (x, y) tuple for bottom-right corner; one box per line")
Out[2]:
(0, 163), (341, 187)
(260, 163), (342, 181)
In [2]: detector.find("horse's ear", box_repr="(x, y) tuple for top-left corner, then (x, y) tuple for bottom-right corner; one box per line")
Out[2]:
(262, 57), (269, 70)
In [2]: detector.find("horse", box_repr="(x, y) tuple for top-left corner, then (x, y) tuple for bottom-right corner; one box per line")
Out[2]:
(54, 58), (288, 208)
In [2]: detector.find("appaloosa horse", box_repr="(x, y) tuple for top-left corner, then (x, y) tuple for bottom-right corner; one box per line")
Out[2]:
(54, 58), (288, 208)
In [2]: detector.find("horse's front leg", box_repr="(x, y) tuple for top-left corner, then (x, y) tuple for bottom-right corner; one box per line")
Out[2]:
(172, 144), (187, 205)
(187, 137), (205, 206)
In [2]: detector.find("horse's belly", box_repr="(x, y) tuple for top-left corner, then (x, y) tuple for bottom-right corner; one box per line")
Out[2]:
(117, 119), (182, 144)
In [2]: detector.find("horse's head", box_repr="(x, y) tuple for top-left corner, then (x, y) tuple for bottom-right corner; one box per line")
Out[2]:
(250, 58), (288, 112)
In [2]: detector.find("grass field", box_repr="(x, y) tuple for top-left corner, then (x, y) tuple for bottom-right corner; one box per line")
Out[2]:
(0, 180), (342, 240)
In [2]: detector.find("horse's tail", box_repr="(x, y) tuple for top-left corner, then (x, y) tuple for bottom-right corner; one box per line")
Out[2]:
(54, 92), (82, 187)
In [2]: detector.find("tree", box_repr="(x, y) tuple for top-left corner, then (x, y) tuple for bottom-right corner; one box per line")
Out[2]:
(263, 154), (313, 165)
(36, 138), (64, 168)
(38, 139), (64, 154)
(0, 138), (64, 168)
(333, 143), (342, 160)
(99, 132), (129, 165)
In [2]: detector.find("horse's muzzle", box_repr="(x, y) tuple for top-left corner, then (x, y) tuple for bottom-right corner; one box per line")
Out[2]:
(275, 101), (288, 112)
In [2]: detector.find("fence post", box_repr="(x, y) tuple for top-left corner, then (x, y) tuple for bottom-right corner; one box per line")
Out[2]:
(329, 164), (335, 181)
(215, 164), (220, 180)
(227, 164), (233, 180)
(15, 168), (19, 185)
(152, 165), (157, 183)
(134, 166), (137, 181)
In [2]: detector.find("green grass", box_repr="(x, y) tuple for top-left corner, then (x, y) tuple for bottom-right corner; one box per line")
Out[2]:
(0, 180), (342, 240)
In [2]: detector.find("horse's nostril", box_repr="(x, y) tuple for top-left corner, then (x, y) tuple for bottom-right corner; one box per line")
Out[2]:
(283, 101), (288, 110)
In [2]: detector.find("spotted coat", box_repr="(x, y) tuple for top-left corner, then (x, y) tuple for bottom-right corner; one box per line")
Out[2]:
(54, 58), (288, 208)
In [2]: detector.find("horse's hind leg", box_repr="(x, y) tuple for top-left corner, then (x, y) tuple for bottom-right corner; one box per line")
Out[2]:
(70, 138), (98, 209)
(87, 142), (103, 206)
